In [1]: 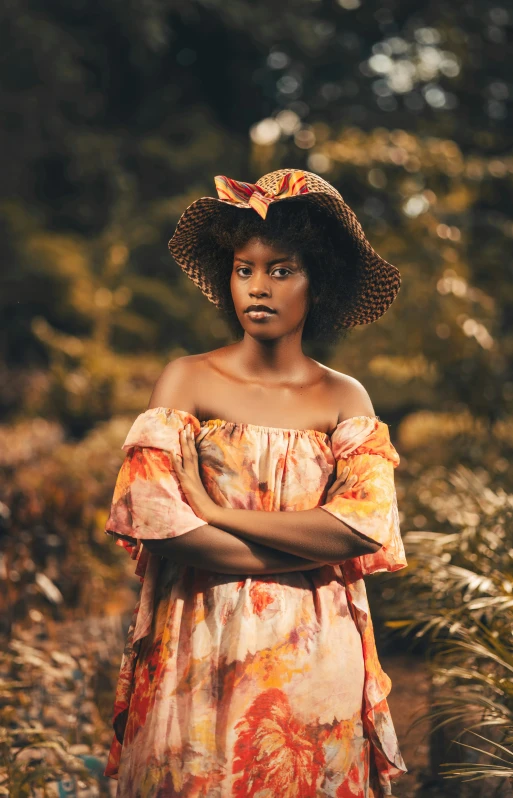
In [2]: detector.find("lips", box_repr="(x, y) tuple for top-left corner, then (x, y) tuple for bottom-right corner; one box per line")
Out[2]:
(244, 305), (276, 313)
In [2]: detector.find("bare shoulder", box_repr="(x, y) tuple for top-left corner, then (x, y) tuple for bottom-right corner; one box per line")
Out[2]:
(147, 355), (197, 413)
(146, 347), (228, 414)
(148, 347), (234, 416)
(316, 363), (376, 423)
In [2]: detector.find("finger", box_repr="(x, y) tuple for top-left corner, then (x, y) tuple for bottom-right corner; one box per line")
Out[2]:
(330, 473), (353, 491)
(332, 472), (352, 487)
(327, 480), (349, 498)
(171, 451), (184, 477)
(186, 423), (197, 450)
(186, 424), (197, 457)
(179, 425), (197, 468)
(174, 432), (188, 468)
(337, 476), (358, 493)
(185, 424), (199, 461)
(179, 432), (192, 469)
(329, 475), (358, 499)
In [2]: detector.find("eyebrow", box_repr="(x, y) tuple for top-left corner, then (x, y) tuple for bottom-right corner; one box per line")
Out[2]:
(233, 256), (294, 265)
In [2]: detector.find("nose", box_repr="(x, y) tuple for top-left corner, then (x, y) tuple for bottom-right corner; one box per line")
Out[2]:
(248, 275), (271, 298)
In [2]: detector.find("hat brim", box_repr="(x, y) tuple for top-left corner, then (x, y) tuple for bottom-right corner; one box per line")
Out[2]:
(168, 193), (401, 328)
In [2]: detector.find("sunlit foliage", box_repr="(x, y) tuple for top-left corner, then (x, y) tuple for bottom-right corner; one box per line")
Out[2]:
(383, 463), (513, 793)
(1, 0), (512, 793)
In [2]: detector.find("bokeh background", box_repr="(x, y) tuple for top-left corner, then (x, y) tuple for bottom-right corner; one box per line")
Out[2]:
(1, 0), (512, 795)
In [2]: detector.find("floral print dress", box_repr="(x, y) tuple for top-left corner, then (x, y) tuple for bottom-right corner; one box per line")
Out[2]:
(104, 407), (407, 797)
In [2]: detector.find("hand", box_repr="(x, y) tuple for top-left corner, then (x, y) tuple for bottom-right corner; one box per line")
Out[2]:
(173, 423), (218, 523)
(108, 531), (142, 560)
(325, 464), (358, 503)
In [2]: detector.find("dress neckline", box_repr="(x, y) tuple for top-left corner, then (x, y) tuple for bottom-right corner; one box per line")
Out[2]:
(201, 417), (332, 440)
(146, 406), (379, 440)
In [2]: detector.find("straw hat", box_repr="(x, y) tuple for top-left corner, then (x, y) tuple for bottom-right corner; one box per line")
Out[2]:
(168, 168), (401, 327)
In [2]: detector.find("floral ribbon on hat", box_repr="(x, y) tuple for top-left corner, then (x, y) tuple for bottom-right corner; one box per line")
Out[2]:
(214, 170), (309, 219)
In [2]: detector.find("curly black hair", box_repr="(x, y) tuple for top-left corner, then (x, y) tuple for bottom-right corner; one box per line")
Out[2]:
(196, 199), (360, 344)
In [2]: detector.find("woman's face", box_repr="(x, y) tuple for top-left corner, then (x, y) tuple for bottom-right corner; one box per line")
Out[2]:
(230, 236), (311, 340)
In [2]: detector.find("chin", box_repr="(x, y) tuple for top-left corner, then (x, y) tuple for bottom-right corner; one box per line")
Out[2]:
(244, 323), (306, 343)
(243, 326), (281, 340)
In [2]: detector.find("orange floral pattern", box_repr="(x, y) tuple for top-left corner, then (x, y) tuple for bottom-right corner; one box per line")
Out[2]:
(104, 407), (407, 796)
(232, 688), (325, 797)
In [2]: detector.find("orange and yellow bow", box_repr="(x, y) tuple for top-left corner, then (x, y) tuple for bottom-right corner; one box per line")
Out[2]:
(214, 171), (309, 219)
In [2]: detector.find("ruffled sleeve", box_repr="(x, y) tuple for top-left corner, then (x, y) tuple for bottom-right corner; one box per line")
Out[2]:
(106, 408), (208, 644)
(320, 416), (407, 576)
(106, 407), (208, 557)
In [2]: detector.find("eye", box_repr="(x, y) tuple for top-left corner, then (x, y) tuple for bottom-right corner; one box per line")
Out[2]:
(272, 267), (291, 278)
(235, 267), (252, 277)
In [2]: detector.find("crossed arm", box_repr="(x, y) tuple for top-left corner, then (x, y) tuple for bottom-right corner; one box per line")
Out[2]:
(136, 364), (381, 575)
(143, 509), (381, 576)
(141, 423), (381, 575)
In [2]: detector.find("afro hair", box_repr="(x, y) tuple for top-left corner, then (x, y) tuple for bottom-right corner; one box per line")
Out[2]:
(194, 199), (362, 344)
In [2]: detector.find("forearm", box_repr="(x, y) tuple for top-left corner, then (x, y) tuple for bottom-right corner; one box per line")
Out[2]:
(142, 524), (327, 575)
(207, 506), (381, 564)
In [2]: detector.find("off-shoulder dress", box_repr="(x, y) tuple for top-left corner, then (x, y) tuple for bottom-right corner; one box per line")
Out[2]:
(104, 407), (408, 797)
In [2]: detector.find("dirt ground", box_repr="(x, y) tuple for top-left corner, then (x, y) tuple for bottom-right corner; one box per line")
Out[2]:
(7, 615), (510, 797)
(378, 653), (513, 798)
(381, 652), (437, 798)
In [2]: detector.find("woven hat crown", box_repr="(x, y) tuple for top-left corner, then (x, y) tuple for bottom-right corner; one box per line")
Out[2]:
(255, 169), (341, 200)
(168, 168), (401, 328)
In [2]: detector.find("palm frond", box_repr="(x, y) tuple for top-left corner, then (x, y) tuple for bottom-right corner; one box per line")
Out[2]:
(383, 462), (513, 791)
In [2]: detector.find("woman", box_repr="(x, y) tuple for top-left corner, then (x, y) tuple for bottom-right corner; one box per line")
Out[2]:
(104, 169), (408, 796)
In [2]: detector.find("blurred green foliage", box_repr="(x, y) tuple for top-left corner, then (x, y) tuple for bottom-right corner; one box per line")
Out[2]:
(382, 465), (513, 795)
(1, 0), (512, 432)
(1, 0), (513, 794)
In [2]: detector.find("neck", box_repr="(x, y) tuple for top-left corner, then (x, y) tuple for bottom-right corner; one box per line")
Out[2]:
(232, 331), (309, 383)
